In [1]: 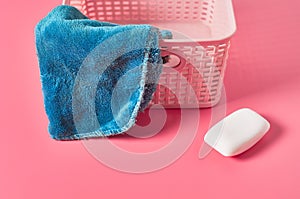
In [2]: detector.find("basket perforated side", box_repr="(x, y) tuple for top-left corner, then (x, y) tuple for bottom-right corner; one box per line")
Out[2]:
(152, 40), (230, 108)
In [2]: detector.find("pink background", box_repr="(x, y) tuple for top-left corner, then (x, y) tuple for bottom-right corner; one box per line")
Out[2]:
(1, 0), (300, 198)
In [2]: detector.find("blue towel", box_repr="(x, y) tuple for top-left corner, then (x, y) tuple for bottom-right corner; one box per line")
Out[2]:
(35, 5), (164, 140)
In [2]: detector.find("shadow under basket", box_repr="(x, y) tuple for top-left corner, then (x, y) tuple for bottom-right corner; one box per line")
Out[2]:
(63, 0), (236, 108)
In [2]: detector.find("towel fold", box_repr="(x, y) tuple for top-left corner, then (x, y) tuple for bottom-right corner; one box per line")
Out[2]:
(35, 5), (164, 140)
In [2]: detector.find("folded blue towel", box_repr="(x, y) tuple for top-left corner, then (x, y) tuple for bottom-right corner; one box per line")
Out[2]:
(35, 5), (164, 140)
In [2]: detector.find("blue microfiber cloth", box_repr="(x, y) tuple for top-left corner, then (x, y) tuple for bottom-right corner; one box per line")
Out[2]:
(35, 5), (167, 140)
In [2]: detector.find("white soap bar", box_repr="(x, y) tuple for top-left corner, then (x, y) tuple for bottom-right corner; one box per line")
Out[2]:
(204, 108), (270, 157)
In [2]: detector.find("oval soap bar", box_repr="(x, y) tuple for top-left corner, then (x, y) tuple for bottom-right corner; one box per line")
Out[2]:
(204, 108), (270, 157)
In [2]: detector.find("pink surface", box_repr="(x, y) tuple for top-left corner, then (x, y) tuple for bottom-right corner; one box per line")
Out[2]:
(1, 0), (300, 198)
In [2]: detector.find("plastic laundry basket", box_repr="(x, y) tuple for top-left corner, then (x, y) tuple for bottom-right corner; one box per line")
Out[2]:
(62, 0), (236, 108)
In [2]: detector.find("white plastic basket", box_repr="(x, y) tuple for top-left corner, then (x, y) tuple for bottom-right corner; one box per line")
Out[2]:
(63, 0), (236, 108)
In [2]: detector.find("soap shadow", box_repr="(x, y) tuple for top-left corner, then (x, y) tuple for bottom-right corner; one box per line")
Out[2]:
(234, 116), (282, 160)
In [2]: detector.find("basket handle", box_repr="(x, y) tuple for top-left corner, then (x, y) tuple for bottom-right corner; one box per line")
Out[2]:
(62, 0), (70, 5)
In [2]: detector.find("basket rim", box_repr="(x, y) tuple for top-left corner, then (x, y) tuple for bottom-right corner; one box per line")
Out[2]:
(62, 0), (237, 42)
